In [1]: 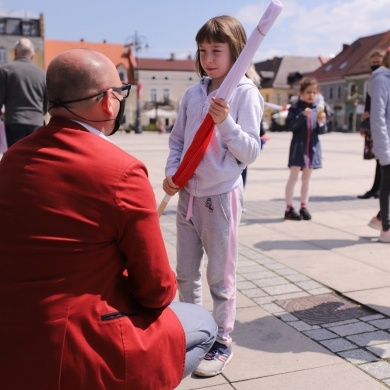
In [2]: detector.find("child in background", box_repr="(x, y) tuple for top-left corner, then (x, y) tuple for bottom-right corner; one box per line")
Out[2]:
(163, 15), (263, 377)
(284, 77), (327, 221)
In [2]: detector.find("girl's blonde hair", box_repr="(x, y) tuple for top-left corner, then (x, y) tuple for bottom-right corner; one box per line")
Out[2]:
(194, 15), (247, 77)
(383, 47), (390, 69)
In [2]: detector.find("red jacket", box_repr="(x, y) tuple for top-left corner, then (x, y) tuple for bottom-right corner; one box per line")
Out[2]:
(0, 117), (185, 389)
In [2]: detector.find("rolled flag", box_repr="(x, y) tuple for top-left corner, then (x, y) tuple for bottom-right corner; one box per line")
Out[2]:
(158, 0), (284, 216)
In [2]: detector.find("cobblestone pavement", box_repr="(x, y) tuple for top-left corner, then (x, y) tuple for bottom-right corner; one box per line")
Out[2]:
(162, 211), (390, 388)
(112, 130), (389, 389)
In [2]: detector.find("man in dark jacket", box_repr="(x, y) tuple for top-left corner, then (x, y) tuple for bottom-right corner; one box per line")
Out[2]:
(0, 38), (47, 147)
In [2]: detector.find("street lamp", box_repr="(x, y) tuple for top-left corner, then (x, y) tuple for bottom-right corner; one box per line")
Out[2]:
(125, 32), (149, 134)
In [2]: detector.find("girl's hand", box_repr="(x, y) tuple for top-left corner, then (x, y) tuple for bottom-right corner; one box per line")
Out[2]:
(303, 108), (312, 117)
(163, 176), (180, 196)
(209, 96), (229, 124)
(317, 111), (326, 123)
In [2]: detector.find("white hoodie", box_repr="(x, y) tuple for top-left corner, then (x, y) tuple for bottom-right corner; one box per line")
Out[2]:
(165, 76), (263, 197)
(369, 66), (390, 166)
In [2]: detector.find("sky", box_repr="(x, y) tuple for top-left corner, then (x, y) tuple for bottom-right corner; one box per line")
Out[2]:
(0, 0), (389, 63)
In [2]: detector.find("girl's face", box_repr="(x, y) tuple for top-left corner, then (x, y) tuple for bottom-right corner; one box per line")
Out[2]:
(301, 84), (318, 104)
(198, 41), (234, 84)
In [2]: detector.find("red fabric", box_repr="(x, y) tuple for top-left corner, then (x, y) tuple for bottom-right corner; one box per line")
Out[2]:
(0, 117), (185, 390)
(172, 112), (215, 187)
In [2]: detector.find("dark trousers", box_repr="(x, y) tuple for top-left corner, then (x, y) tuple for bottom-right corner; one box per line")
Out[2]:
(380, 164), (390, 231)
(5, 124), (39, 148)
(370, 159), (382, 193)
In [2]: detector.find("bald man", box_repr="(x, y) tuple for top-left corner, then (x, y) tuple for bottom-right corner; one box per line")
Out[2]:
(0, 49), (216, 390)
(0, 38), (46, 147)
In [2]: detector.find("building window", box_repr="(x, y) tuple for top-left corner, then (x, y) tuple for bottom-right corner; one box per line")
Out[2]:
(0, 47), (7, 63)
(21, 21), (33, 35)
(337, 86), (342, 99)
(150, 88), (157, 102)
(0, 20), (5, 34)
(163, 88), (170, 102)
(329, 87), (333, 100)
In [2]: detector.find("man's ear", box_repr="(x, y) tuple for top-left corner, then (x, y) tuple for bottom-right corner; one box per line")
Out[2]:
(101, 90), (115, 116)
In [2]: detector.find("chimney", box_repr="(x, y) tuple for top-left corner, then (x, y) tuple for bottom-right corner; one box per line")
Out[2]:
(342, 44), (349, 51)
(170, 53), (175, 61)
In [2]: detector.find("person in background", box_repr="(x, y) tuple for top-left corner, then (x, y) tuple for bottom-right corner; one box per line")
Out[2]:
(163, 15), (262, 377)
(358, 49), (384, 200)
(0, 48), (217, 390)
(368, 47), (390, 243)
(284, 77), (327, 221)
(0, 38), (46, 148)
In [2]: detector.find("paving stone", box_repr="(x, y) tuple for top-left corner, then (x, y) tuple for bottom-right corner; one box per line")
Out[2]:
(262, 284), (302, 296)
(296, 280), (324, 290)
(240, 270), (278, 280)
(320, 338), (357, 352)
(253, 276), (288, 288)
(253, 296), (274, 305)
(322, 319), (359, 328)
(284, 273), (310, 283)
(289, 321), (319, 332)
(241, 288), (269, 298)
(275, 312), (299, 322)
(303, 328), (339, 341)
(237, 280), (258, 290)
(274, 268), (298, 276)
(347, 330), (390, 347)
(330, 322), (377, 337)
(338, 349), (379, 364)
(360, 314), (385, 322)
(368, 319), (390, 330)
(260, 303), (285, 314)
(272, 291), (310, 301)
(360, 361), (390, 380)
(307, 287), (333, 295)
(367, 342), (390, 358)
(237, 264), (267, 274)
(265, 262), (287, 270)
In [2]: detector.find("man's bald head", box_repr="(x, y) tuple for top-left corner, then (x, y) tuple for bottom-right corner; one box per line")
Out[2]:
(47, 49), (120, 104)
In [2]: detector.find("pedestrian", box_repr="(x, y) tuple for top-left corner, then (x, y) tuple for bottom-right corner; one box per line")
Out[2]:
(0, 48), (218, 390)
(358, 49), (384, 200)
(284, 77), (327, 221)
(0, 38), (46, 148)
(368, 47), (390, 243)
(163, 15), (263, 377)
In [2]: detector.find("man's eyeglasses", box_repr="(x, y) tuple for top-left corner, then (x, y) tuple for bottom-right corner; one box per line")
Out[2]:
(54, 83), (132, 106)
(96, 83), (132, 100)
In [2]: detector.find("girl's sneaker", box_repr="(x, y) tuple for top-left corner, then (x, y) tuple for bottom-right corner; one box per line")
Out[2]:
(284, 208), (301, 221)
(299, 208), (312, 220)
(194, 341), (233, 377)
(368, 216), (382, 231)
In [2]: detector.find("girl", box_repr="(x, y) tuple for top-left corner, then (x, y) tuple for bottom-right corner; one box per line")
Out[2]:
(163, 15), (263, 377)
(368, 47), (390, 243)
(284, 77), (327, 221)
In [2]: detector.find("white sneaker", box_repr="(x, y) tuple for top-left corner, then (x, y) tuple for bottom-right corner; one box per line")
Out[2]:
(379, 230), (390, 243)
(368, 216), (382, 231)
(194, 342), (233, 377)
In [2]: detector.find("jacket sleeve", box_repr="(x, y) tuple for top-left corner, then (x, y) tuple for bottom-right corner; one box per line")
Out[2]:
(216, 86), (262, 165)
(370, 76), (390, 166)
(114, 158), (177, 309)
(286, 105), (306, 132)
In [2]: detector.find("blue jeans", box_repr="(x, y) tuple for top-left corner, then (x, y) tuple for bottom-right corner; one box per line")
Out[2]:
(169, 302), (217, 378)
(380, 164), (390, 231)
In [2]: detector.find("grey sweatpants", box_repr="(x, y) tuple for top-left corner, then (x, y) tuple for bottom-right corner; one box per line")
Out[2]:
(176, 186), (243, 347)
